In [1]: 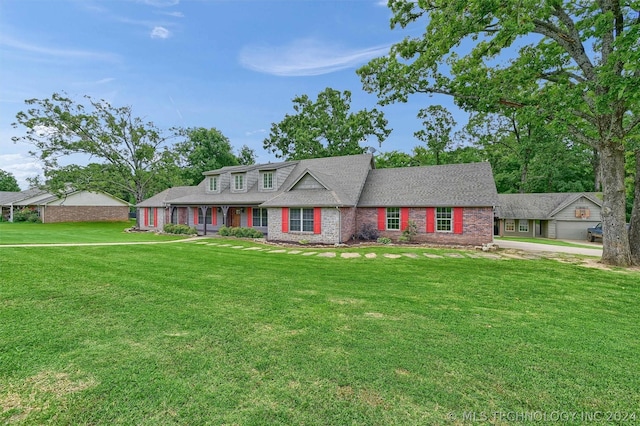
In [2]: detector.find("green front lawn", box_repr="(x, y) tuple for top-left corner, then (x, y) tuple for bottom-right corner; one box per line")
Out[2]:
(1, 240), (638, 424)
(0, 221), (185, 244)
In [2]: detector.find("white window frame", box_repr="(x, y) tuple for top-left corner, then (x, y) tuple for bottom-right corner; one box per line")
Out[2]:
(290, 208), (314, 232)
(518, 220), (529, 233)
(233, 174), (245, 191)
(148, 207), (155, 226)
(252, 208), (268, 227)
(208, 176), (218, 192)
(505, 219), (515, 232)
(262, 171), (274, 190)
(386, 207), (400, 230)
(436, 207), (452, 232)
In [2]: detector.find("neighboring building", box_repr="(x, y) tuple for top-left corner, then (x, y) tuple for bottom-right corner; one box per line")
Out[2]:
(0, 189), (130, 223)
(137, 154), (499, 245)
(495, 192), (602, 240)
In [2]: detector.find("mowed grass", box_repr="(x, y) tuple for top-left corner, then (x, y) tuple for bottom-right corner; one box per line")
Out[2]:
(1, 240), (639, 424)
(0, 221), (185, 244)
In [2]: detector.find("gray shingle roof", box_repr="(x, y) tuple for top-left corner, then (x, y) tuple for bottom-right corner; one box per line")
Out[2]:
(260, 154), (373, 207)
(0, 189), (48, 206)
(495, 192), (602, 219)
(137, 186), (196, 207)
(357, 162), (498, 207)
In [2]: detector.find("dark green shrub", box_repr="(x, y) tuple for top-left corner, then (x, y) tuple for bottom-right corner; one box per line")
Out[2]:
(218, 226), (263, 238)
(163, 223), (196, 235)
(357, 223), (379, 241)
(13, 207), (41, 223)
(401, 220), (418, 242)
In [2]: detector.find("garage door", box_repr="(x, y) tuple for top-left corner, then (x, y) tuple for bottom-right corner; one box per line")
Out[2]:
(556, 220), (600, 240)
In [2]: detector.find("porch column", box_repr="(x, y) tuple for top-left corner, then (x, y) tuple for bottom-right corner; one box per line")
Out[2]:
(199, 205), (209, 235)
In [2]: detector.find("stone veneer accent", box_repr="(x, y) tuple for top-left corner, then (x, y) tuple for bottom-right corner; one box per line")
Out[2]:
(356, 207), (494, 245)
(42, 206), (129, 223)
(268, 207), (346, 244)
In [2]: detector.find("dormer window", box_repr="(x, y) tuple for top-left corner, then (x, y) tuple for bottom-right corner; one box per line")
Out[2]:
(262, 171), (274, 190)
(208, 176), (218, 192)
(233, 174), (245, 191)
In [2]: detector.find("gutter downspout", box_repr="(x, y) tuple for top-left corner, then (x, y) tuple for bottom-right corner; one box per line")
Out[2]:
(9, 203), (13, 222)
(335, 206), (341, 244)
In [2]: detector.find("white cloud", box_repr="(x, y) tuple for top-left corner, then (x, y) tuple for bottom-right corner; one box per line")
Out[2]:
(245, 129), (267, 136)
(0, 34), (120, 62)
(0, 154), (43, 190)
(150, 26), (171, 39)
(140, 0), (180, 6)
(157, 11), (184, 18)
(238, 39), (391, 76)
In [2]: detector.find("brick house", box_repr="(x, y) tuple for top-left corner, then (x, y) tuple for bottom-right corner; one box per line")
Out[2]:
(0, 189), (130, 223)
(494, 192), (602, 240)
(136, 153), (498, 245)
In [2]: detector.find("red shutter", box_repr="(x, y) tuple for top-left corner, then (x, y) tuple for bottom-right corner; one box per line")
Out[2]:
(426, 207), (435, 233)
(153, 208), (158, 227)
(212, 208), (217, 225)
(377, 208), (386, 231)
(281, 208), (289, 233)
(400, 207), (409, 231)
(453, 207), (463, 234)
(313, 207), (322, 234)
(193, 208), (198, 225)
(144, 208), (149, 226)
(247, 207), (253, 227)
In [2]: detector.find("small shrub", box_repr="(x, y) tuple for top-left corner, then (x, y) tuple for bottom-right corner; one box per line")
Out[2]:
(164, 224), (196, 235)
(401, 220), (418, 242)
(357, 223), (379, 241)
(377, 237), (392, 245)
(299, 239), (309, 245)
(13, 207), (41, 223)
(218, 226), (263, 238)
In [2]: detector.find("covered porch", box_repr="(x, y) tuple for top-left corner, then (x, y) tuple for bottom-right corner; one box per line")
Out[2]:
(168, 204), (268, 236)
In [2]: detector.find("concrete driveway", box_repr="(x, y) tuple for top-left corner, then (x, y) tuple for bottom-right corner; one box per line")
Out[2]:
(495, 239), (603, 257)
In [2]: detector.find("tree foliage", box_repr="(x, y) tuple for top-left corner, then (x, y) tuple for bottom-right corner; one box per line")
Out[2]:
(358, 0), (640, 265)
(175, 127), (252, 184)
(0, 169), (20, 192)
(12, 93), (182, 225)
(414, 106), (456, 165)
(263, 88), (391, 160)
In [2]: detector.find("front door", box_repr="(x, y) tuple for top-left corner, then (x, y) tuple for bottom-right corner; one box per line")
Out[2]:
(228, 209), (241, 227)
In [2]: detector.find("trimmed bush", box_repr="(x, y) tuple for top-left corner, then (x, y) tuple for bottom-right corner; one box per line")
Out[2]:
(163, 224), (196, 235)
(218, 226), (263, 238)
(377, 237), (392, 245)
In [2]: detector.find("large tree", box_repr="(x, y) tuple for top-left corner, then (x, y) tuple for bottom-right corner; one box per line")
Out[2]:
(175, 127), (253, 184)
(414, 105), (456, 165)
(12, 93), (181, 226)
(359, 0), (640, 266)
(0, 169), (21, 191)
(263, 88), (391, 160)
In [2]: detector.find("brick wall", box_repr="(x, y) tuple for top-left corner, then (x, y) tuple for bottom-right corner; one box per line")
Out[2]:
(43, 206), (129, 223)
(356, 207), (494, 245)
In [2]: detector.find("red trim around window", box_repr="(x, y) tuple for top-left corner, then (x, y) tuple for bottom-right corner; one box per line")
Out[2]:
(247, 207), (253, 227)
(281, 208), (289, 233)
(193, 208), (198, 225)
(426, 207), (435, 233)
(144, 208), (149, 227)
(453, 207), (463, 234)
(400, 207), (409, 231)
(212, 208), (217, 225)
(377, 207), (386, 231)
(313, 207), (321, 234)
(153, 208), (158, 227)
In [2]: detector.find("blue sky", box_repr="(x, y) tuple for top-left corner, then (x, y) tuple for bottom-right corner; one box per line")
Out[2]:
(0, 0), (463, 189)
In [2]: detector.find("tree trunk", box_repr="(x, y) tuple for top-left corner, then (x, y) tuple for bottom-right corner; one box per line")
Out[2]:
(592, 149), (602, 192)
(629, 150), (640, 265)
(599, 141), (632, 266)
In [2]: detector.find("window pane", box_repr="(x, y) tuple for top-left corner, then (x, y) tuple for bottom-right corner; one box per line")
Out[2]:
(263, 173), (273, 189)
(436, 207), (452, 232)
(290, 208), (301, 231)
(387, 207), (400, 230)
(302, 208), (314, 232)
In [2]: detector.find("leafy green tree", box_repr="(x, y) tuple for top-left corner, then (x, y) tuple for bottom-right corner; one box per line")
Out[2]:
(237, 145), (256, 166)
(12, 93), (181, 227)
(175, 127), (242, 184)
(374, 150), (417, 168)
(0, 169), (20, 191)
(414, 106), (456, 165)
(358, 1), (640, 265)
(264, 88), (391, 160)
